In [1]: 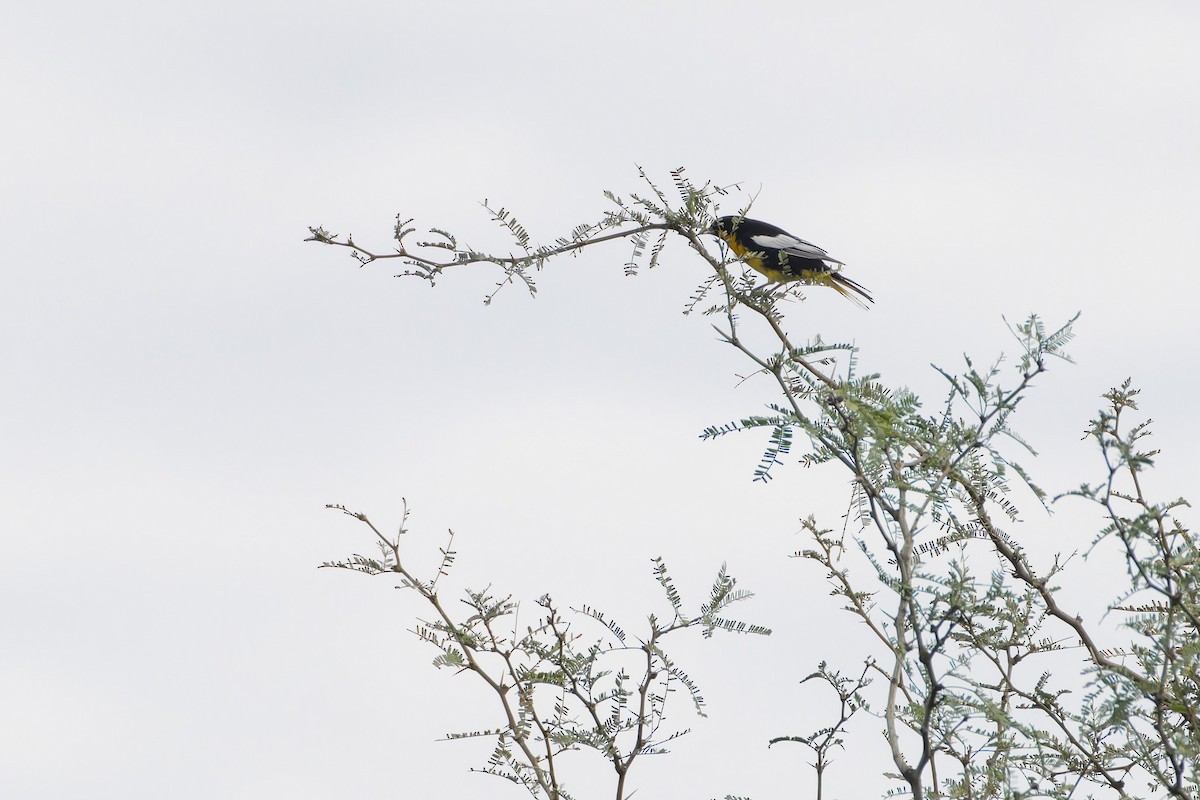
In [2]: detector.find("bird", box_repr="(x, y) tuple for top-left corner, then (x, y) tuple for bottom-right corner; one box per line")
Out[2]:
(708, 215), (873, 307)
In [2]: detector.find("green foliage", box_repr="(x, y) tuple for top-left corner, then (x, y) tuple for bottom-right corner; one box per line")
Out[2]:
(311, 168), (1194, 800)
(767, 337), (1196, 799)
(307, 166), (737, 305)
(322, 503), (767, 800)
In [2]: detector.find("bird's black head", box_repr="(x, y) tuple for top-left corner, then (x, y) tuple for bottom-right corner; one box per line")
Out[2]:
(708, 215), (738, 237)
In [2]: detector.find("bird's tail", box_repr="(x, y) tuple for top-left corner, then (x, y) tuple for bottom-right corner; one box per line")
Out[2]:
(829, 272), (874, 309)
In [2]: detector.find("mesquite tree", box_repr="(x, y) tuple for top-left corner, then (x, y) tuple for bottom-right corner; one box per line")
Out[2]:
(310, 168), (1194, 800)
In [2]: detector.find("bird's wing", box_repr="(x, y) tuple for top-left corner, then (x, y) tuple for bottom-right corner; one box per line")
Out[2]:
(749, 232), (844, 266)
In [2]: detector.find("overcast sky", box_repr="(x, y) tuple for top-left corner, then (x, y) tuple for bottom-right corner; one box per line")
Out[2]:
(3, 2), (1199, 798)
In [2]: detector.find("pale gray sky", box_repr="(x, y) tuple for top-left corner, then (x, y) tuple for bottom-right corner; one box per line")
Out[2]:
(3, 2), (1199, 798)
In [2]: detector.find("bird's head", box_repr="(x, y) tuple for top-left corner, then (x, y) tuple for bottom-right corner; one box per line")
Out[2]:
(708, 215), (739, 241)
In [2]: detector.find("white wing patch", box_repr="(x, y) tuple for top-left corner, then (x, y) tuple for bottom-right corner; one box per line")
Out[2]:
(749, 232), (844, 266)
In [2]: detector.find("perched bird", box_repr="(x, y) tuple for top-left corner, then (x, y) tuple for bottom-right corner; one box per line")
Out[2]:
(709, 216), (873, 307)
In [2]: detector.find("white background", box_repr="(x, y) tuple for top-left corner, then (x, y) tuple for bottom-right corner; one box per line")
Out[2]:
(3, 2), (1198, 798)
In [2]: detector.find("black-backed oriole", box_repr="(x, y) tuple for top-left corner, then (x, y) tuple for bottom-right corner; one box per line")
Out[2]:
(709, 216), (873, 307)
